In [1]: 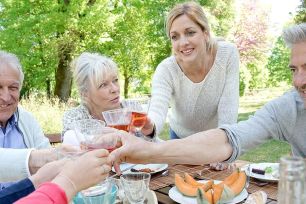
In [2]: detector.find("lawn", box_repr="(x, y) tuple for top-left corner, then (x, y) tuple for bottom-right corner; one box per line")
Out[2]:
(22, 86), (292, 163)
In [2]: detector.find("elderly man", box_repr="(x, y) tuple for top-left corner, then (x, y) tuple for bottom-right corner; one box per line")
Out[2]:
(110, 23), (306, 167)
(0, 51), (54, 185)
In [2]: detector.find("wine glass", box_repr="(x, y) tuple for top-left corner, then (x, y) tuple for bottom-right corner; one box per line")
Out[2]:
(73, 119), (117, 152)
(121, 96), (150, 136)
(102, 108), (132, 132)
(120, 172), (151, 204)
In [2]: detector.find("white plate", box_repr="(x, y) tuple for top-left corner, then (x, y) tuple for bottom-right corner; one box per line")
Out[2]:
(169, 180), (248, 204)
(146, 190), (158, 204)
(112, 163), (168, 174)
(245, 163), (279, 182)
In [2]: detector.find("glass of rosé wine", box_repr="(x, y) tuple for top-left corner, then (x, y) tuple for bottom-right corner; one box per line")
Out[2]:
(102, 108), (132, 132)
(121, 96), (150, 136)
(73, 119), (118, 152)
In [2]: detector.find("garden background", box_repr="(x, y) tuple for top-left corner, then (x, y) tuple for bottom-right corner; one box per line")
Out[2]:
(1, 0), (305, 162)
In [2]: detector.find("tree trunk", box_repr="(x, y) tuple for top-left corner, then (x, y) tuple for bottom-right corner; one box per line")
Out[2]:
(54, 44), (73, 102)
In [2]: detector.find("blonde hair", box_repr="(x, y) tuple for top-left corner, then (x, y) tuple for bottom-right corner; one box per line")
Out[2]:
(283, 23), (306, 48)
(71, 52), (118, 102)
(0, 51), (24, 89)
(165, 1), (217, 54)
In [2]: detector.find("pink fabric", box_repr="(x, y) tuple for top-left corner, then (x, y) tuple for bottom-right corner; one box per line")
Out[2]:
(15, 182), (68, 204)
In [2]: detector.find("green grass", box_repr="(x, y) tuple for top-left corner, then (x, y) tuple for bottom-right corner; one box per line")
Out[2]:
(22, 86), (291, 163)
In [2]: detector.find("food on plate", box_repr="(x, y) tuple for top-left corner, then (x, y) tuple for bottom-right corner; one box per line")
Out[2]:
(131, 168), (154, 173)
(251, 165), (276, 175)
(221, 169), (239, 186)
(197, 188), (213, 204)
(195, 169), (247, 204)
(184, 173), (213, 191)
(251, 168), (265, 175)
(174, 174), (213, 197)
(264, 166), (273, 174)
(229, 171), (247, 196)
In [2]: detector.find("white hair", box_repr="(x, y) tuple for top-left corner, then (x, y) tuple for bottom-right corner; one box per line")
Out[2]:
(71, 52), (118, 102)
(0, 51), (24, 89)
(283, 23), (306, 48)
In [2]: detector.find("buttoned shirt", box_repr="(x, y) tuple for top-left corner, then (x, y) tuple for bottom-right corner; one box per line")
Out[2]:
(0, 110), (26, 189)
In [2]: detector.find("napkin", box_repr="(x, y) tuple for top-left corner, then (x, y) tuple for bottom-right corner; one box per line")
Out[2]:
(244, 191), (267, 204)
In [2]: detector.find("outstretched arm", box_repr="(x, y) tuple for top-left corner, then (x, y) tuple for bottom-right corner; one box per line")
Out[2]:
(110, 128), (233, 172)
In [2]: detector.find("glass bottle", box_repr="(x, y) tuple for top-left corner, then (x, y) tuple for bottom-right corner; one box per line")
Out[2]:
(277, 156), (306, 204)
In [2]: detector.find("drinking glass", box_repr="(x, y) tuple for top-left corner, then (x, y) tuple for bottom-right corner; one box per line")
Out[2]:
(102, 108), (132, 132)
(277, 156), (306, 204)
(120, 172), (151, 204)
(122, 97), (150, 136)
(73, 119), (117, 152)
(79, 180), (118, 204)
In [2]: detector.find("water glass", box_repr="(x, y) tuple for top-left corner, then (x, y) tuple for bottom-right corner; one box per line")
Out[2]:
(79, 182), (118, 204)
(120, 172), (151, 204)
(277, 156), (306, 204)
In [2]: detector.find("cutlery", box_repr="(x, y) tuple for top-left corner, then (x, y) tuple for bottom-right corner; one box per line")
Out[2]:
(110, 164), (138, 178)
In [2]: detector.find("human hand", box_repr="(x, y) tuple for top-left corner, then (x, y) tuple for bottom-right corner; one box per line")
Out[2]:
(108, 130), (153, 174)
(140, 117), (155, 136)
(209, 162), (231, 171)
(29, 159), (68, 189)
(52, 149), (111, 201)
(29, 145), (81, 174)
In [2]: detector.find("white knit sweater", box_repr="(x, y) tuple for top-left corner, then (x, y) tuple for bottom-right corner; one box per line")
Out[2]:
(148, 41), (240, 138)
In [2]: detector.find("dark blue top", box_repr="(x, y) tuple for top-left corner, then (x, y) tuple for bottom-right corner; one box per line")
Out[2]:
(0, 178), (34, 203)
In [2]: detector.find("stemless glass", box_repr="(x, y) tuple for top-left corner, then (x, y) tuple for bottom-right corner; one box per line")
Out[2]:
(80, 180), (118, 204)
(102, 108), (132, 132)
(277, 156), (306, 204)
(73, 119), (117, 152)
(122, 96), (150, 136)
(120, 172), (151, 204)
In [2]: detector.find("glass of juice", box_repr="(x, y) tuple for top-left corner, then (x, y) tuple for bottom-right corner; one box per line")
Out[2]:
(122, 96), (150, 136)
(102, 108), (132, 132)
(73, 119), (118, 152)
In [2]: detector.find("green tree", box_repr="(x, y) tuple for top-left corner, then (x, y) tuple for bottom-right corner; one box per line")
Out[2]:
(0, 0), (235, 100)
(266, 37), (291, 86)
(294, 0), (306, 23)
(0, 0), (112, 101)
(230, 0), (271, 95)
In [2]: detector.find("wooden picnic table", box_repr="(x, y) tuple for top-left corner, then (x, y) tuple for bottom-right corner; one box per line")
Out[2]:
(45, 133), (278, 203)
(150, 160), (278, 204)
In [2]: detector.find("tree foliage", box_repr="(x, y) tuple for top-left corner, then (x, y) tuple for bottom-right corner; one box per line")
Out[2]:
(266, 37), (291, 86)
(0, 0), (235, 100)
(294, 0), (306, 23)
(229, 0), (271, 95)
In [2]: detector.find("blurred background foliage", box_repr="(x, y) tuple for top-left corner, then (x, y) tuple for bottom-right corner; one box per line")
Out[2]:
(0, 0), (304, 101)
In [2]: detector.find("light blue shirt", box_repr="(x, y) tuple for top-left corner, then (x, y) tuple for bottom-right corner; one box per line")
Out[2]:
(0, 110), (26, 189)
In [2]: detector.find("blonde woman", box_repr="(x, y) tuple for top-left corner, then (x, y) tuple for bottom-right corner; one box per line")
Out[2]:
(144, 2), (239, 140)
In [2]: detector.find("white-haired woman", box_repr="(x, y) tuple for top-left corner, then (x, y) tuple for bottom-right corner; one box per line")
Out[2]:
(62, 52), (121, 134)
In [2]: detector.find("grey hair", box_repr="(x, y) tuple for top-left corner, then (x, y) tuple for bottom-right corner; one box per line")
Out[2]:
(0, 51), (24, 89)
(71, 52), (118, 102)
(283, 23), (306, 48)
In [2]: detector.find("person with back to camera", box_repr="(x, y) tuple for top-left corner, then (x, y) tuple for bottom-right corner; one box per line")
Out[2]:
(140, 2), (240, 170)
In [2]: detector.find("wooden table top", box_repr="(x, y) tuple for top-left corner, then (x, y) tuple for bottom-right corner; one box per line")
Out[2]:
(150, 160), (278, 204)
